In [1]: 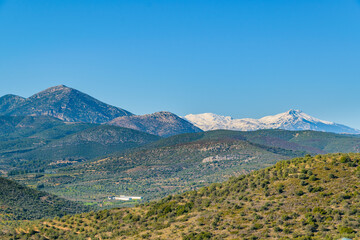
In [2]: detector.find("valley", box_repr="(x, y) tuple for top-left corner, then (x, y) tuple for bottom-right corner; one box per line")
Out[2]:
(10, 129), (360, 208)
(0, 85), (360, 239)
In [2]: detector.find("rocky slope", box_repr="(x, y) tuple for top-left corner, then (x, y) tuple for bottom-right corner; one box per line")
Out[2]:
(0, 85), (133, 123)
(184, 109), (360, 134)
(107, 111), (202, 137)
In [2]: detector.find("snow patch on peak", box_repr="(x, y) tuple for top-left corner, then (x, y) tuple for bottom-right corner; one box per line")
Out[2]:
(184, 110), (360, 134)
(259, 109), (334, 126)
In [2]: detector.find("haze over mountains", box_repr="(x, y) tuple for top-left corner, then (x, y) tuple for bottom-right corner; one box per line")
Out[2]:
(184, 109), (360, 134)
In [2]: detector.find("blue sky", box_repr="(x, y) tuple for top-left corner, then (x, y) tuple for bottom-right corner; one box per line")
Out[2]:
(1, 0), (360, 128)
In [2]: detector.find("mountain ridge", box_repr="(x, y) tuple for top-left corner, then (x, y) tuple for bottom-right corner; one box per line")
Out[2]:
(107, 111), (202, 137)
(184, 109), (360, 134)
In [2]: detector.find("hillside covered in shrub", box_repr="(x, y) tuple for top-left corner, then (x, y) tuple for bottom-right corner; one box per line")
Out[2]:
(0, 177), (90, 221)
(4, 153), (360, 239)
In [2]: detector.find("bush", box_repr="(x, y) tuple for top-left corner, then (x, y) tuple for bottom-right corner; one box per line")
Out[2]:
(340, 156), (351, 163)
(339, 226), (354, 234)
(296, 190), (305, 196)
(183, 232), (213, 240)
(328, 173), (337, 179)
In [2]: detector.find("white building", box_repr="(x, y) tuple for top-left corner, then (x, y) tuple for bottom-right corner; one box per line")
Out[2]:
(108, 195), (143, 201)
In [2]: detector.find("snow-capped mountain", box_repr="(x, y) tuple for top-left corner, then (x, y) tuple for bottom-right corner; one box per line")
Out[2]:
(184, 109), (360, 134)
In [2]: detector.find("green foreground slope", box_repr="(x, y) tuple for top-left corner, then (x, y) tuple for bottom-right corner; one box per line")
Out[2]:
(4, 153), (360, 239)
(0, 177), (90, 221)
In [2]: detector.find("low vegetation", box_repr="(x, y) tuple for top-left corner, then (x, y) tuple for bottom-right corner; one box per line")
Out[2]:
(3, 153), (360, 239)
(12, 131), (301, 204)
(0, 177), (90, 221)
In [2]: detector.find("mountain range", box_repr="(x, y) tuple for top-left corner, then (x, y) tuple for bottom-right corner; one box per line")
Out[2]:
(0, 85), (201, 137)
(1, 85), (359, 136)
(184, 109), (360, 134)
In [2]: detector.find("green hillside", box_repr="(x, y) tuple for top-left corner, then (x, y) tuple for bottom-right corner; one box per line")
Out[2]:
(0, 115), (68, 140)
(152, 129), (360, 154)
(9, 125), (161, 171)
(11, 130), (360, 205)
(5, 153), (360, 239)
(11, 130), (304, 204)
(0, 116), (160, 173)
(239, 129), (360, 154)
(0, 177), (90, 221)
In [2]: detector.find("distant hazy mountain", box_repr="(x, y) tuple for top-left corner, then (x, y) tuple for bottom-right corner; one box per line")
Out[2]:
(0, 85), (132, 123)
(107, 111), (203, 137)
(184, 109), (360, 134)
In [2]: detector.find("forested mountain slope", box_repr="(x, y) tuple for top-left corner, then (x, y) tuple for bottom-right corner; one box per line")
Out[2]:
(0, 116), (160, 173)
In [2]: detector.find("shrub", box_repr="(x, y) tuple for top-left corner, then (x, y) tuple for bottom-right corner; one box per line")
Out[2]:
(328, 174), (337, 179)
(339, 226), (354, 234)
(296, 190), (305, 196)
(340, 156), (351, 163)
(251, 223), (263, 230)
(277, 184), (285, 193)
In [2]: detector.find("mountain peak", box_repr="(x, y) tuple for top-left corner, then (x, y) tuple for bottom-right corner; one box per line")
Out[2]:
(152, 111), (173, 116)
(42, 84), (71, 91)
(0, 86), (132, 123)
(0, 94), (26, 113)
(51, 84), (68, 89)
(107, 111), (202, 137)
(286, 109), (302, 115)
(32, 85), (73, 98)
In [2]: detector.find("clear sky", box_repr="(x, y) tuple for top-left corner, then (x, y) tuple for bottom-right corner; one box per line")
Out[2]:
(1, 0), (360, 128)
